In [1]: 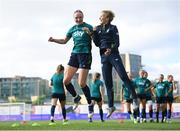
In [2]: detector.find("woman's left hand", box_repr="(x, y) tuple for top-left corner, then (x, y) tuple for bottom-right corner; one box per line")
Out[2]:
(82, 27), (92, 35)
(104, 48), (111, 56)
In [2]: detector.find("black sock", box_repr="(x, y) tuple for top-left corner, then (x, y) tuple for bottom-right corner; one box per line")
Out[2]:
(88, 104), (94, 113)
(142, 108), (146, 118)
(165, 109), (167, 118)
(168, 109), (171, 119)
(133, 109), (137, 119)
(99, 109), (104, 121)
(137, 107), (140, 117)
(81, 85), (91, 104)
(149, 109), (153, 118)
(62, 107), (66, 120)
(65, 83), (77, 97)
(133, 108), (139, 119)
(128, 111), (132, 115)
(51, 105), (56, 117)
(156, 111), (159, 120)
(162, 110), (166, 121)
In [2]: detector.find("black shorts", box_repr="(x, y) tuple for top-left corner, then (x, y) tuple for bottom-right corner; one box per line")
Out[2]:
(156, 97), (166, 104)
(137, 94), (146, 100)
(124, 99), (133, 103)
(91, 97), (102, 103)
(68, 53), (92, 69)
(51, 93), (66, 102)
(166, 96), (174, 103)
(146, 96), (152, 101)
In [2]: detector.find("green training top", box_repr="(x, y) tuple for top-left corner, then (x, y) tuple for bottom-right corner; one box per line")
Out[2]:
(154, 81), (167, 97)
(145, 78), (152, 97)
(90, 79), (104, 98)
(164, 81), (173, 97)
(66, 22), (93, 53)
(134, 77), (148, 95)
(51, 73), (65, 94)
(122, 81), (134, 100)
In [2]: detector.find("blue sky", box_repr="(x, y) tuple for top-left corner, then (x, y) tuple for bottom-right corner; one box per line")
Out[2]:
(0, 0), (179, 81)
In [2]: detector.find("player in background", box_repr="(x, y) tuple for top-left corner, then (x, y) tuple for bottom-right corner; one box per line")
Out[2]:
(89, 72), (105, 122)
(120, 72), (134, 122)
(134, 70), (148, 123)
(165, 75), (176, 123)
(48, 10), (94, 118)
(144, 71), (154, 122)
(49, 64), (68, 125)
(152, 74), (167, 123)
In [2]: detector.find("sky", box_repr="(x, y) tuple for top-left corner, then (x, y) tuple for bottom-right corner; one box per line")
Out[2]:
(0, 0), (180, 81)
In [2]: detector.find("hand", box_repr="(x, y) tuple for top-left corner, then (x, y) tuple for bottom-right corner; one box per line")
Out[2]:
(104, 48), (111, 56)
(93, 26), (97, 31)
(48, 37), (54, 42)
(82, 27), (90, 33)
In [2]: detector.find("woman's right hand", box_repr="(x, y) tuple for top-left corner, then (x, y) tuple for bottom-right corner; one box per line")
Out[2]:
(93, 26), (97, 31)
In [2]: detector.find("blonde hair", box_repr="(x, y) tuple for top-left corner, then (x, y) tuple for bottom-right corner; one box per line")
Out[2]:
(101, 10), (115, 23)
(74, 9), (84, 16)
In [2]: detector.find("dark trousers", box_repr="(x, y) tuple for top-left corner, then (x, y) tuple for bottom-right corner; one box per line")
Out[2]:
(101, 53), (137, 107)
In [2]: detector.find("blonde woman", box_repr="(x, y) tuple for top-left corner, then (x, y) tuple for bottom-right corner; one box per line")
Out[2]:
(49, 10), (94, 118)
(93, 10), (138, 118)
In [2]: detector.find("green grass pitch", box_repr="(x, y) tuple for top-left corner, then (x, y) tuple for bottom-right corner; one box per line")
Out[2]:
(0, 120), (180, 130)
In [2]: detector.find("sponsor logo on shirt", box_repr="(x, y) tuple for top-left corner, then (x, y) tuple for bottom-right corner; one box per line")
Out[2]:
(73, 31), (84, 37)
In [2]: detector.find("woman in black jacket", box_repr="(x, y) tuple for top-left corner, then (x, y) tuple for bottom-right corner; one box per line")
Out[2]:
(93, 10), (139, 118)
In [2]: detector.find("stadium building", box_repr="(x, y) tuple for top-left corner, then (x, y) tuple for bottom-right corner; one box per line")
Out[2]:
(0, 76), (49, 103)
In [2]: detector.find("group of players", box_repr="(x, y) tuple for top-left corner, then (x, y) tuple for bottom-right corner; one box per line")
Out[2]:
(47, 9), (176, 125)
(49, 63), (176, 124)
(122, 70), (176, 124)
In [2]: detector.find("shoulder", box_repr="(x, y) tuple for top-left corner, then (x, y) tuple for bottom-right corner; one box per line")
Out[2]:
(134, 77), (139, 81)
(146, 78), (151, 83)
(51, 73), (56, 78)
(110, 24), (116, 27)
(59, 73), (64, 78)
(99, 80), (104, 85)
(110, 24), (117, 29)
(164, 81), (169, 86)
(96, 25), (101, 30)
(68, 25), (76, 31)
(164, 81), (169, 84)
(84, 22), (93, 28)
(154, 82), (159, 86)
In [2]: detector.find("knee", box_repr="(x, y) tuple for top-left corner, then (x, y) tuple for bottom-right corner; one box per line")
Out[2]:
(63, 78), (70, 86)
(92, 101), (95, 105)
(78, 81), (86, 88)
